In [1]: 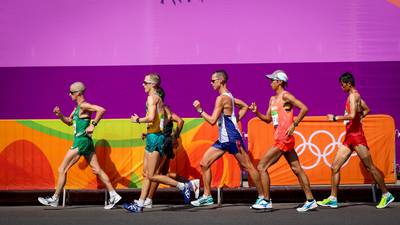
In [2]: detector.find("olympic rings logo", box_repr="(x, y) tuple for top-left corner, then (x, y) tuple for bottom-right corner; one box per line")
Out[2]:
(294, 130), (357, 170)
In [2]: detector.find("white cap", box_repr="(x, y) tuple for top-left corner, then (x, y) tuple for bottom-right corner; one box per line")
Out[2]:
(265, 70), (288, 82)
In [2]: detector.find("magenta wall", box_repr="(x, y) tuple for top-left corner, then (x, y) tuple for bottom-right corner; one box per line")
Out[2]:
(1, 0), (400, 66)
(1, 2), (399, 161)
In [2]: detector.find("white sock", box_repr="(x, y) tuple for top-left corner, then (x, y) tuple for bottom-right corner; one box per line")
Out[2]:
(258, 195), (265, 199)
(52, 195), (59, 200)
(145, 198), (152, 203)
(329, 196), (337, 201)
(383, 192), (390, 198)
(137, 199), (145, 207)
(109, 190), (117, 197)
(176, 182), (185, 191)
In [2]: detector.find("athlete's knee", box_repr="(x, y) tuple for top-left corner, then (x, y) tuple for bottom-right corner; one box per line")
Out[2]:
(364, 163), (376, 172)
(57, 166), (68, 175)
(200, 160), (210, 170)
(147, 174), (155, 181)
(331, 165), (340, 174)
(257, 162), (268, 173)
(290, 165), (302, 176)
(142, 170), (148, 178)
(91, 167), (102, 175)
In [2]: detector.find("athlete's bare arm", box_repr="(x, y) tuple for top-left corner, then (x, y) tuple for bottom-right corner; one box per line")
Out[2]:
(249, 98), (272, 123)
(53, 106), (73, 126)
(283, 92), (308, 136)
(80, 102), (106, 134)
(327, 93), (359, 121)
(193, 96), (223, 125)
(360, 98), (370, 118)
(234, 98), (248, 122)
(131, 95), (159, 123)
(171, 112), (184, 138)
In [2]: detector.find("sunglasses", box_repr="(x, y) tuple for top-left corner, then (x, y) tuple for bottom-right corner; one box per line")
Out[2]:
(69, 90), (79, 95)
(211, 79), (220, 84)
(143, 81), (155, 85)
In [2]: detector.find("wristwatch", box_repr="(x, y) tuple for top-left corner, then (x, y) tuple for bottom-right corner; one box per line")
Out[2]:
(91, 121), (98, 126)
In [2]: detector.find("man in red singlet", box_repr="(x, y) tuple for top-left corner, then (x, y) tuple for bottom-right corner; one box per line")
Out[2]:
(250, 70), (317, 212)
(317, 72), (394, 209)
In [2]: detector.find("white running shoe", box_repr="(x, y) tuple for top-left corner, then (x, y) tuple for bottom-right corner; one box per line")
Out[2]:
(104, 193), (122, 209)
(143, 198), (153, 208)
(190, 179), (200, 199)
(296, 200), (318, 212)
(251, 198), (272, 210)
(38, 196), (59, 207)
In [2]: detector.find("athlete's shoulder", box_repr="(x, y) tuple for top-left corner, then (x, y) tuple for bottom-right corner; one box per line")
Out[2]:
(281, 91), (294, 100)
(79, 101), (92, 109)
(147, 94), (161, 102)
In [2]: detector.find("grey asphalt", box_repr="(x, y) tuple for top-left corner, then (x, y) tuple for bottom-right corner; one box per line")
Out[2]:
(1, 203), (399, 225)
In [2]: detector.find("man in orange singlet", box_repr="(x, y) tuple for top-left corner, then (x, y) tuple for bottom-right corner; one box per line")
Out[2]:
(250, 70), (317, 212)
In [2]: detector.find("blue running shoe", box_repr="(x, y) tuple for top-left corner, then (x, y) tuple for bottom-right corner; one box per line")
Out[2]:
(297, 200), (318, 212)
(123, 202), (143, 213)
(182, 183), (191, 204)
(190, 195), (214, 207)
(251, 198), (272, 210)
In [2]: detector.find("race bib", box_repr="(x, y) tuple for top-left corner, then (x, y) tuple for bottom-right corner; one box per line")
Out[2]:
(272, 110), (279, 126)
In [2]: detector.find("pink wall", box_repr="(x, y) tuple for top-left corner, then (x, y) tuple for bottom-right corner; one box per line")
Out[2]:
(1, 0), (400, 67)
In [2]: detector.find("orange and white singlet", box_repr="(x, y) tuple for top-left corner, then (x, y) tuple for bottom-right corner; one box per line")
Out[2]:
(270, 91), (295, 152)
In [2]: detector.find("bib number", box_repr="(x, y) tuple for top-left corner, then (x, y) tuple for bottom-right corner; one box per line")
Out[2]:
(272, 111), (279, 126)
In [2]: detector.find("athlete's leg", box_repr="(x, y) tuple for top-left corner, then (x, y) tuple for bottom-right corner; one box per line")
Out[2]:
(234, 147), (264, 196)
(329, 145), (352, 197)
(147, 156), (169, 200)
(354, 145), (388, 193)
(54, 148), (81, 197)
(139, 151), (161, 201)
(199, 147), (225, 196)
(86, 152), (114, 192)
(257, 147), (283, 199)
(284, 150), (313, 199)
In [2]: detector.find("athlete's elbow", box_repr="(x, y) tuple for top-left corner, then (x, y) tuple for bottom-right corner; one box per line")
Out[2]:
(302, 106), (309, 114)
(209, 119), (217, 125)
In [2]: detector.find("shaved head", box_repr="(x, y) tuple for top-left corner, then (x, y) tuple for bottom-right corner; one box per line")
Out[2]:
(212, 70), (228, 83)
(70, 81), (86, 94)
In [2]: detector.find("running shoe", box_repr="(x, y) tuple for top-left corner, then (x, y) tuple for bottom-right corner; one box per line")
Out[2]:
(182, 182), (191, 204)
(38, 196), (59, 207)
(376, 192), (395, 209)
(133, 199), (152, 209)
(297, 200), (318, 212)
(251, 198), (272, 210)
(190, 195), (214, 207)
(143, 198), (153, 208)
(123, 202), (143, 213)
(317, 197), (338, 208)
(104, 193), (122, 209)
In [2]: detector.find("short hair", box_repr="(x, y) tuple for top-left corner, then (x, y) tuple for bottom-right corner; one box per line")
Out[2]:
(213, 70), (228, 83)
(147, 73), (161, 86)
(70, 81), (86, 94)
(156, 87), (165, 101)
(339, 72), (355, 86)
